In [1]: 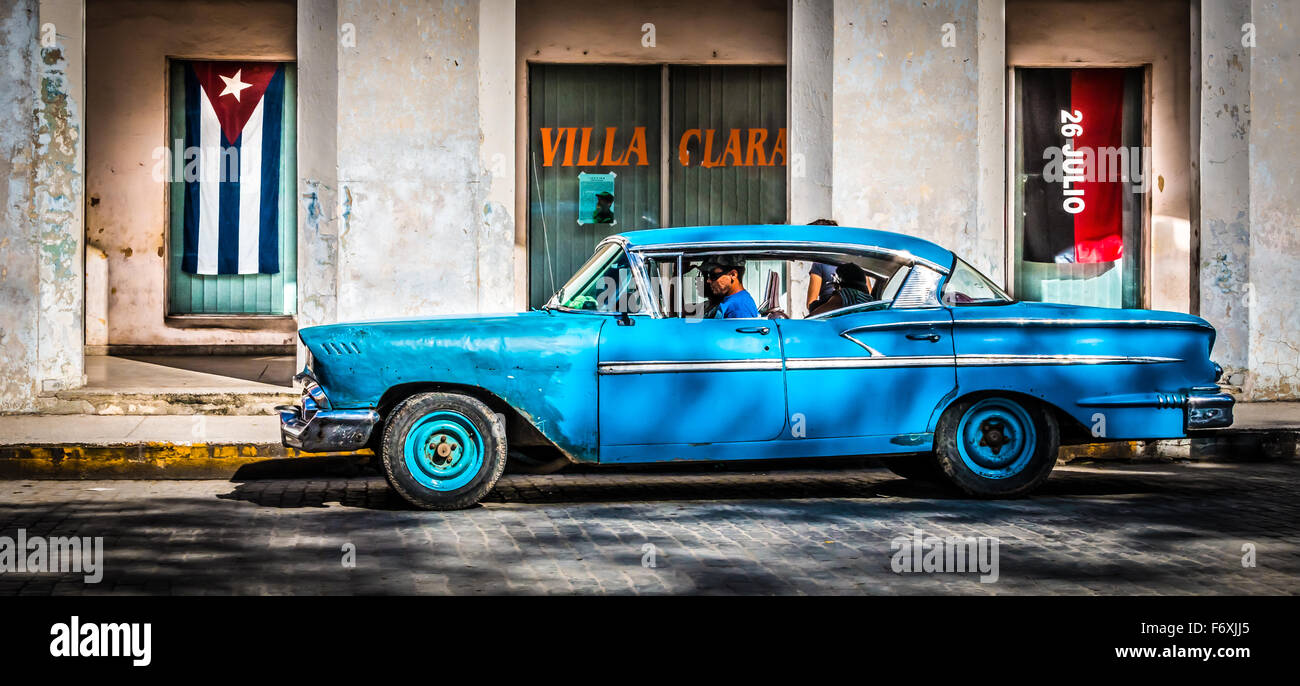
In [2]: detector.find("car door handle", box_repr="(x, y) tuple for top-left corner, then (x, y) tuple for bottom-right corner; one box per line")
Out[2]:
(906, 332), (941, 342)
(736, 326), (770, 335)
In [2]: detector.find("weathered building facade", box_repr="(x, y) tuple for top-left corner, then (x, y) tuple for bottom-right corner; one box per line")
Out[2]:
(0, 0), (1296, 412)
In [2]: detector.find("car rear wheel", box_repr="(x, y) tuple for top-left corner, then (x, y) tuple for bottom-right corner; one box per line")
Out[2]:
(934, 395), (1058, 498)
(381, 392), (506, 510)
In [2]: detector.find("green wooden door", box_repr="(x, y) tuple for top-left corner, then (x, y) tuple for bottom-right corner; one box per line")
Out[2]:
(528, 64), (661, 308)
(669, 65), (786, 227)
(167, 60), (298, 315)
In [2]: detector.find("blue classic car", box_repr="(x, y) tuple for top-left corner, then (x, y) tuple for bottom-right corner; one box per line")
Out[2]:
(278, 225), (1234, 510)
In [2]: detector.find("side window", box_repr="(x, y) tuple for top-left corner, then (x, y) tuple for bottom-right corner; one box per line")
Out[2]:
(663, 251), (909, 320)
(942, 259), (1013, 306)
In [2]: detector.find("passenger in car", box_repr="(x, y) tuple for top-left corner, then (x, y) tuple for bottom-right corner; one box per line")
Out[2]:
(809, 263), (873, 315)
(700, 257), (760, 319)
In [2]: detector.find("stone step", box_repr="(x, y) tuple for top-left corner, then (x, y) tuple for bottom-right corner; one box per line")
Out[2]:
(35, 389), (297, 416)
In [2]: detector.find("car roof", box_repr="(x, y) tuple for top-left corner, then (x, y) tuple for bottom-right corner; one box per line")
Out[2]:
(614, 224), (954, 270)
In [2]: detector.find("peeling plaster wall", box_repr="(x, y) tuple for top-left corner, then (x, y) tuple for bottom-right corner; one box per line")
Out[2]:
(84, 0), (296, 346)
(1246, 0), (1300, 399)
(975, 0), (1005, 286)
(476, 0), (515, 314)
(0, 0), (41, 411)
(35, 0), (84, 392)
(332, 0), (489, 321)
(296, 0), (340, 338)
(790, 0), (834, 225)
(1007, 0), (1193, 314)
(831, 0), (992, 277)
(1199, 0), (1251, 385)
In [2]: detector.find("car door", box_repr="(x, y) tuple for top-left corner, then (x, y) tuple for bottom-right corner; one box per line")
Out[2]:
(597, 317), (787, 446)
(776, 307), (956, 440)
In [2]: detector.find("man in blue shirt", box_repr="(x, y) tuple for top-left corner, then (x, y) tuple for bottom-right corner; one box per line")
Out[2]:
(700, 257), (760, 318)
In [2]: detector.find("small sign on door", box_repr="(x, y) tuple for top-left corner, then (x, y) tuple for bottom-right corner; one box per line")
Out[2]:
(578, 172), (617, 226)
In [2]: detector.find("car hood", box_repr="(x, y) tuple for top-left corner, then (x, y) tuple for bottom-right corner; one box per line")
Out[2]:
(297, 310), (608, 462)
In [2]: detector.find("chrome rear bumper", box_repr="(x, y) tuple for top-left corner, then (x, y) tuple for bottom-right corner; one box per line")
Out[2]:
(1186, 386), (1234, 430)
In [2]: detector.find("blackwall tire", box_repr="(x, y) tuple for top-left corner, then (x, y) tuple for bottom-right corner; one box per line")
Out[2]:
(380, 392), (507, 510)
(934, 395), (1059, 498)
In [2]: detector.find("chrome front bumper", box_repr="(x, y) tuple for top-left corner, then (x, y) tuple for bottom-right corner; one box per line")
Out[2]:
(1186, 386), (1235, 430)
(277, 371), (379, 452)
(278, 405), (379, 452)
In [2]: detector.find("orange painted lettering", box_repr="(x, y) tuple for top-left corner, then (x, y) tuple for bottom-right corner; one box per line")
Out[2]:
(577, 128), (601, 166)
(600, 127), (621, 166)
(624, 126), (649, 166)
(562, 127), (578, 166)
(745, 129), (768, 167)
(678, 129), (701, 166)
(721, 129), (744, 166)
(540, 128), (563, 167)
(701, 130), (722, 168)
(770, 128), (787, 166)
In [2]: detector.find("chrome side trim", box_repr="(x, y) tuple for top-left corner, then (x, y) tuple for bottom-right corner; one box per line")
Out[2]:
(598, 359), (784, 375)
(602, 353), (1182, 374)
(786, 356), (951, 370)
(953, 318), (1213, 330)
(955, 354), (1181, 366)
(840, 333), (883, 356)
(841, 320), (950, 334)
(783, 353), (1181, 371)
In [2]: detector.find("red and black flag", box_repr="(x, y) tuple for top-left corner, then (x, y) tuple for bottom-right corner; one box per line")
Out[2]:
(1021, 69), (1125, 264)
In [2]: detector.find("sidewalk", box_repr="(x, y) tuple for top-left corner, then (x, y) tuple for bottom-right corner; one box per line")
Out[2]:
(35, 355), (296, 415)
(0, 403), (1296, 479)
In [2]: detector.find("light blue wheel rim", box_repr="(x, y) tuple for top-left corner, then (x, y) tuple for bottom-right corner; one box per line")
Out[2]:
(402, 410), (484, 491)
(955, 398), (1037, 480)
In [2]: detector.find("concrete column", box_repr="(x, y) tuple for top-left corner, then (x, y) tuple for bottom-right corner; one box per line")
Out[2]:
(476, 0), (516, 313)
(0, 0), (41, 411)
(296, 0), (341, 346)
(296, 0), (518, 349)
(789, 0), (833, 225)
(1246, 0), (1300, 399)
(1197, 0), (1252, 388)
(975, 0), (1005, 286)
(332, 0), (489, 322)
(831, 0), (982, 267)
(34, 0), (85, 393)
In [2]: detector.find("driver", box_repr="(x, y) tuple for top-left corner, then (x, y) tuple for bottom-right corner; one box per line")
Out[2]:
(700, 257), (759, 319)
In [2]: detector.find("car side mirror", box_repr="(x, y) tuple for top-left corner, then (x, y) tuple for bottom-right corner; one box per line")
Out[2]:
(618, 312), (635, 326)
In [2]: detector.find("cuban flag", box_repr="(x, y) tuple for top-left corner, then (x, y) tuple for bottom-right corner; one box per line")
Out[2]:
(181, 61), (285, 275)
(1021, 69), (1126, 265)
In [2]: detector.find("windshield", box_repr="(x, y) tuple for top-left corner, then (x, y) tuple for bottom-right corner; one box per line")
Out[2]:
(547, 243), (643, 313)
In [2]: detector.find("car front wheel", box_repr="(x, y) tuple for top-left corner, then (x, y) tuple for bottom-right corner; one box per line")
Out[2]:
(381, 392), (507, 510)
(934, 395), (1059, 498)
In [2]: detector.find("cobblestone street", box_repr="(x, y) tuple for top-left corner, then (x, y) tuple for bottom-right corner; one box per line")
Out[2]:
(1, 460), (1297, 595)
